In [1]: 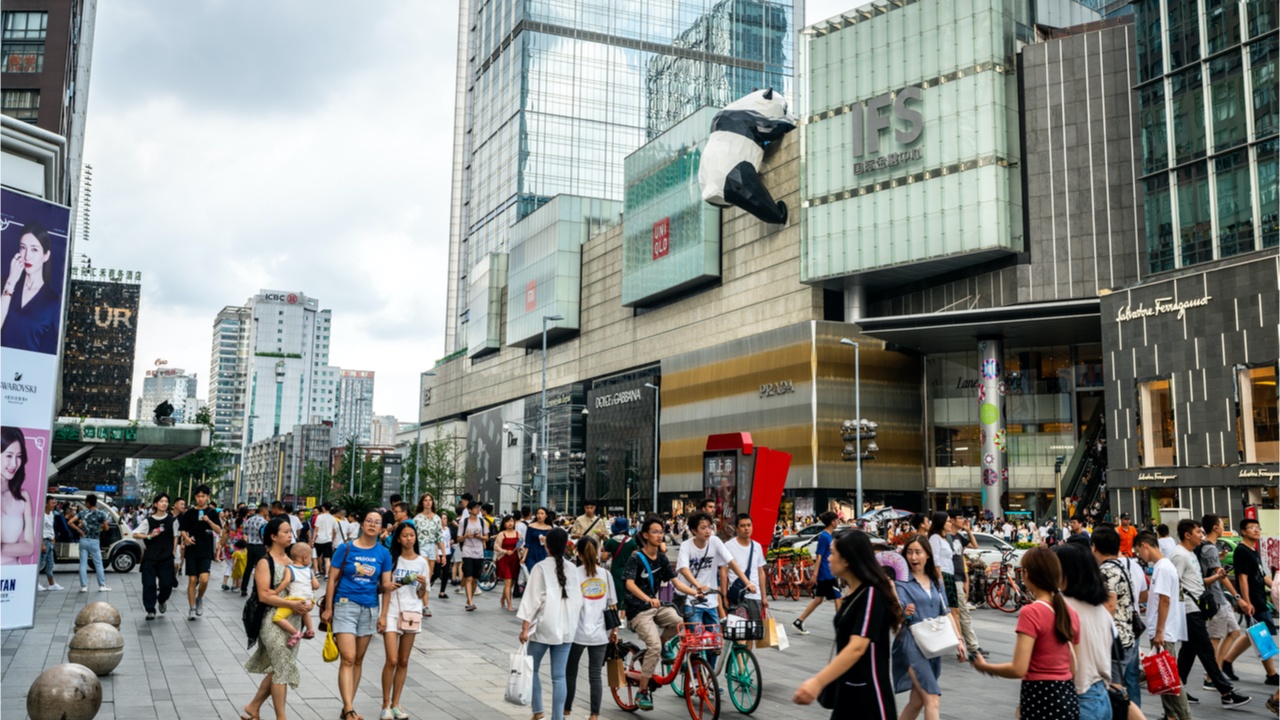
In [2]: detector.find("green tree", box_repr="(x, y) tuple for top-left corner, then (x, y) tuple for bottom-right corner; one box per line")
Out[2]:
(332, 437), (385, 502)
(142, 407), (230, 503)
(296, 460), (334, 504)
(407, 427), (468, 505)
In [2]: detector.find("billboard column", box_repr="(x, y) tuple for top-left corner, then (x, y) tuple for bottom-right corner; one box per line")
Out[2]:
(978, 338), (1005, 518)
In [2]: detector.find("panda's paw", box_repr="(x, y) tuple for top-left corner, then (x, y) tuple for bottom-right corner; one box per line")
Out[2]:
(775, 201), (788, 225)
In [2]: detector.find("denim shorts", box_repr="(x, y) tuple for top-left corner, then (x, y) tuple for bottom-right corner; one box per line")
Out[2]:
(332, 597), (377, 636)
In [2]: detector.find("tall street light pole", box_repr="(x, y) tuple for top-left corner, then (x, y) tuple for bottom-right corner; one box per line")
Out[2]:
(644, 382), (660, 514)
(416, 370), (437, 503)
(348, 434), (358, 496)
(840, 338), (863, 514)
(540, 314), (564, 510)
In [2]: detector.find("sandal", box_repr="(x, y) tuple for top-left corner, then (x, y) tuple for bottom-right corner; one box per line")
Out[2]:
(341, 711), (363, 720)
(240, 710), (259, 720)
(287, 631), (303, 648)
(302, 629), (315, 639)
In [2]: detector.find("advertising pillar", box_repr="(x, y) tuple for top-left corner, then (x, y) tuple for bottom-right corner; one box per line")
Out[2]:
(978, 338), (1005, 518)
(0, 189), (72, 629)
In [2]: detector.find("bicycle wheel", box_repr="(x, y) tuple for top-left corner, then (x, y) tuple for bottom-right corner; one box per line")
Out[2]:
(684, 656), (721, 720)
(611, 647), (643, 712)
(986, 580), (1017, 613)
(725, 645), (762, 714)
(665, 637), (685, 698)
(478, 561), (496, 592)
(788, 570), (801, 601)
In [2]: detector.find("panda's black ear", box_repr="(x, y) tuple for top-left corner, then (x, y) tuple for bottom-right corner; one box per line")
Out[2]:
(763, 88), (774, 100)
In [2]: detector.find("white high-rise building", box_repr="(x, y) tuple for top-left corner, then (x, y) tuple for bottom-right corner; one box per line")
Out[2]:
(335, 370), (375, 445)
(370, 414), (399, 447)
(210, 305), (253, 464)
(136, 367), (200, 423)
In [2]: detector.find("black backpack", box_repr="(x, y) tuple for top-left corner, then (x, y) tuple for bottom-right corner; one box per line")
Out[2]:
(242, 553), (277, 649)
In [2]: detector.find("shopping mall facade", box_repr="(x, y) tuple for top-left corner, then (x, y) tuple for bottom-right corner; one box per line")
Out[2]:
(424, 0), (1278, 524)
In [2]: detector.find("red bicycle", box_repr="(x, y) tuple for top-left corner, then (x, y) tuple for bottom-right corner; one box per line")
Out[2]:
(612, 622), (723, 720)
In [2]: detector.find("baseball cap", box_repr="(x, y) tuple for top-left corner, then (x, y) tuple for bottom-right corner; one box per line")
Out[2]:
(1120, 512), (1131, 519)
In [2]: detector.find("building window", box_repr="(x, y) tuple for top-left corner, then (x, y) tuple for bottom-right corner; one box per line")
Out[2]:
(1238, 365), (1279, 463)
(1215, 150), (1254, 257)
(1167, 0), (1202, 69)
(3, 42), (42, 72)
(2, 11), (47, 41)
(1248, 0), (1278, 37)
(1136, 0), (1165, 81)
(1145, 173), (1176, 272)
(1, 89), (38, 122)
(1170, 66), (1206, 163)
(1209, 50), (1247, 153)
(1251, 34), (1278, 139)
(1140, 83), (1169, 174)
(1206, 0), (1242, 54)
(1138, 378), (1177, 467)
(1259, 138), (1279, 247)
(1177, 161), (1212, 265)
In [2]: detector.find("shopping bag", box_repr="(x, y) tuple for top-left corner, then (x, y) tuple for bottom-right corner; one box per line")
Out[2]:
(505, 643), (534, 706)
(1141, 650), (1182, 696)
(322, 627), (339, 663)
(756, 617), (778, 649)
(605, 641), (626, 688)
(775, 621), (790, 652)
(1246, 618), (1279, 661)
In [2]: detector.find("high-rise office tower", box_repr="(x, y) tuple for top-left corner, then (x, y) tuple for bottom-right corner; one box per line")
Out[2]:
(135, 367), (199, 424)
(210, 305), (252, 465)
(335, 370), (375, 445)
(441, 0), (799, 352)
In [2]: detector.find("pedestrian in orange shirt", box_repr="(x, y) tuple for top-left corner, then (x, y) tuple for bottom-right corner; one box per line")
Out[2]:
(1115, 512), (1138, 557)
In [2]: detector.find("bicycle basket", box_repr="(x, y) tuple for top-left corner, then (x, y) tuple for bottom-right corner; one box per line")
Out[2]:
(722, 618), (765, 642)
(678, 623), (724, 652)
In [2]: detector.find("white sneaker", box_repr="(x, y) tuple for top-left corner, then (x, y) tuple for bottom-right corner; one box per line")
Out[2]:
(98, 585), (112, 592)
(380, 709), (394, 720)
(49, 583), (65, 591)
(79, 586), (87, 593)
(37, 584), (47, 592)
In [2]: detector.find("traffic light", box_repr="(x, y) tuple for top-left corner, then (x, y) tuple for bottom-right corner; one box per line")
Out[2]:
(840, 419), (879, 462)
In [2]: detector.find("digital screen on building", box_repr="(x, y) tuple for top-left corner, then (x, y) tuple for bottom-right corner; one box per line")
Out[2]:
(61, 274), (140, 419)
(799, 0), (1025, 283)
(622, 107), (723, 307)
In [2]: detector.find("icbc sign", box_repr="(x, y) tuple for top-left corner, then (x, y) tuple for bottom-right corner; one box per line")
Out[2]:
(525, 280), (537, 312)
(652, 217), (670, 260)
(287, 293), (298, 304)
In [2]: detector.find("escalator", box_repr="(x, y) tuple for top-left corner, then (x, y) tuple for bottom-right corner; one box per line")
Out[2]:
(1046, 401), (1108, 522)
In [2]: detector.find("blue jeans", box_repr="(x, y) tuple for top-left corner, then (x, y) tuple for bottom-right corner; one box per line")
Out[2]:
(528, 641), (571, 720)
(1253, 607), (1277, 635)
(38, 541), (55, 581)
(78, 537), (105, 588)
(1078, 680), (1111, 720)
(1111, 642), (1141, 709)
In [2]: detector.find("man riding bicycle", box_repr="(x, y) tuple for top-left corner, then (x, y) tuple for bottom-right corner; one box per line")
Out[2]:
(624, 516), (705, 711)
(677, 512), (758, 654)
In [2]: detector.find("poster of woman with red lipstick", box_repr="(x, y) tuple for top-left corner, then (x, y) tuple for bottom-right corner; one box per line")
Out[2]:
(1, 190), (69, 356)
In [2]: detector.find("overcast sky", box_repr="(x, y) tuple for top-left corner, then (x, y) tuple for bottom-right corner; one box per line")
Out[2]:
(86, 1), (851, 423)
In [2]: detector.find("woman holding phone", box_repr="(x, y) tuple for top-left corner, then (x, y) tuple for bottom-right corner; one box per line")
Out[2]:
(132, 493), (179, 620)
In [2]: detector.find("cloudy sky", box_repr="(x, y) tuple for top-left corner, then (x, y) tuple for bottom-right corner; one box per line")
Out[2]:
(86, 1), (849, 423)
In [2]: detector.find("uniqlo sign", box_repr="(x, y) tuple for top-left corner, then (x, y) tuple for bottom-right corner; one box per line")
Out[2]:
(525, 280), (537, 311)
(652, 217), (670, 260)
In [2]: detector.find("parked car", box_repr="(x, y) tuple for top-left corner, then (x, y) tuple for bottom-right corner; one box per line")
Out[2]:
(50, 493), (142, 574)
(1214, 534), (1241, 569)
(793, 524), (854, 553)
(776, 523), (827, 549)
(963, 532), (1025, 569)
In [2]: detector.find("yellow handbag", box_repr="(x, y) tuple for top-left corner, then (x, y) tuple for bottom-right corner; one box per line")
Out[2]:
(322, 626), (339, 663)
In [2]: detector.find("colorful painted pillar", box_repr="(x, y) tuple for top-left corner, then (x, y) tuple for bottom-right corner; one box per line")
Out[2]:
(978, 338), (1006, 518)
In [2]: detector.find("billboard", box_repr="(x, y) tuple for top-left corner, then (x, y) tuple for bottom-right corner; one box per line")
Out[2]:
(0, 188), (72, 629)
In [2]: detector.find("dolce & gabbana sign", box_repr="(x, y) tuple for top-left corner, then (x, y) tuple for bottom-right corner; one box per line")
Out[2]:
(595, 389), (643, 409)
(1115, 295), (1212, 323)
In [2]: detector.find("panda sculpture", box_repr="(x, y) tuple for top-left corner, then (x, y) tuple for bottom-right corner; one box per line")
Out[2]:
(698, 88), (797, 225)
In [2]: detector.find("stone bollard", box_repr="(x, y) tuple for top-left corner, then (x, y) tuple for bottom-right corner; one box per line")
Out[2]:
(67, 622), (124, 676)
(26, 662), (103, 720)
(73, 601), (121, 631)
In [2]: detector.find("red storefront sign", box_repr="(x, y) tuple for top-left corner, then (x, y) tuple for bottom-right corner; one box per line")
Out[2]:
(652, 217), (670, 260)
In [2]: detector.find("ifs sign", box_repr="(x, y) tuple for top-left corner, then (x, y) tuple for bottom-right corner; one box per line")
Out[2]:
(851, 87), (923, 174)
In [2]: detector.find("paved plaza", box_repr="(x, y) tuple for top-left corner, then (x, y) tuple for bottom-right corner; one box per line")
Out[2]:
(3, 567), (1276, 719)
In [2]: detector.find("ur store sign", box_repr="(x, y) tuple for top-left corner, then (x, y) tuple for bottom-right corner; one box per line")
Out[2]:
(652, 217), (670, 260)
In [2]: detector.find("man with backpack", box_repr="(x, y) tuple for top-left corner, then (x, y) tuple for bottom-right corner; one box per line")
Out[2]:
(457, 502), (490, 611)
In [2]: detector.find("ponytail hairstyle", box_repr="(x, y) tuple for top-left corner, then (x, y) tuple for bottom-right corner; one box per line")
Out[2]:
(1021, 546), (1075, 644)
(546, 527), (569, 599)
(577, 535), (599, 578)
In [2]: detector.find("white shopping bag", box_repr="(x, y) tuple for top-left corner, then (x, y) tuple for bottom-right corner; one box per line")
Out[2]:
(505, 642), (534, 706)
(775, 622), (790, 652)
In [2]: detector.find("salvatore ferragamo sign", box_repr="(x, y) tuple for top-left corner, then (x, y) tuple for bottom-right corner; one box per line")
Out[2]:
(1116, 295), (1212, 323)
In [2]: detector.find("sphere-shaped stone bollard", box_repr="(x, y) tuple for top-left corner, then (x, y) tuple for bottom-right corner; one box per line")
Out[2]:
(26, 662), (103, 720)
(74, 601), (120, 631)
(67, 622), (124, 676)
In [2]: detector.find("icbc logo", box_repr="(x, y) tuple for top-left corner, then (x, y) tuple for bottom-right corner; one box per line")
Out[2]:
(652, 217), (670, 260)
(287, 293), (298, 304)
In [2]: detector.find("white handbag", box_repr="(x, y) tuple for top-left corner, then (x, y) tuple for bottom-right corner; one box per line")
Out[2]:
(909, 615), (959, 659)
(504, 642), (534, 706)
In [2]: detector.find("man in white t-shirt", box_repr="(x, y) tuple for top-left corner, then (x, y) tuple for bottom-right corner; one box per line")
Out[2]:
(723, 513), (767, 613)
(38, 496), (63, 591)
(1157, 524), (1177, 557)
(1136, 531), (1192, 719)
(311, 503), (338, 578)
(676, 510), (755, 654)
(1167, 519), (1247, 707)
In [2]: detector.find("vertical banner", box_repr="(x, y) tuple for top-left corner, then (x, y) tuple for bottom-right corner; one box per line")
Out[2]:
(1, 188), (72, 629)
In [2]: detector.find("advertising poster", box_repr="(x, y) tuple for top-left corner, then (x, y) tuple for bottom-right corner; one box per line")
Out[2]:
(0, 188), (71, 629)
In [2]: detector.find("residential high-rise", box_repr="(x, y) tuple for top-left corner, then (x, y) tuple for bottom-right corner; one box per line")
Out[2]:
(441, 0), (800, 353)
(1, 1), (97, 227)
(335, 370), (375, 445)
(210, 305), (252, 465)
(370, 414), (399, 447)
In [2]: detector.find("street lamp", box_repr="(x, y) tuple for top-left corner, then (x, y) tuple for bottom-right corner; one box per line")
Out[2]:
(540, 314), (564, 509)
(347, 434), (359, 496)
(840, 338), (866, 514)
(415, 370), (438, 502)
(644, 382), (660, 514)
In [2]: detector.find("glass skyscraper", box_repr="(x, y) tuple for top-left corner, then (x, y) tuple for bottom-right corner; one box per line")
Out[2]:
(1134, 0), (1278, 273)
(443, 0), (799, 353)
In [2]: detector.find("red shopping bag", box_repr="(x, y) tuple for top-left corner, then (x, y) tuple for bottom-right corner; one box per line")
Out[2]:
(1141, 650), (1182, 696)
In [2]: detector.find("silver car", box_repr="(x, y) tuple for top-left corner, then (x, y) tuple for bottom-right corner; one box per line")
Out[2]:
(963, 531), (1024, 569)
(49, 494), (143, 573)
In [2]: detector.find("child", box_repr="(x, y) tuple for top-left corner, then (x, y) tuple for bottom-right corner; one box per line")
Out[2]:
(230, 539), (248, 587)
(272, 543), (319, 647)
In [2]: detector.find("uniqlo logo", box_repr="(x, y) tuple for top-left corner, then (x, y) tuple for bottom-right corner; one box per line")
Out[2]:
(525, 280), (537, 312)
(652, 218), (670, 260)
